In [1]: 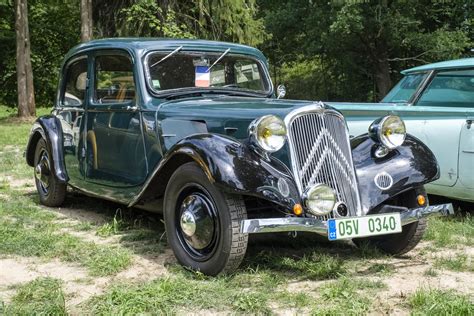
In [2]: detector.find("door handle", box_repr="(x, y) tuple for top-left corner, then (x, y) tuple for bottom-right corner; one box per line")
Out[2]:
(126, 105), (138, 112)
(467, 118), (473, 129)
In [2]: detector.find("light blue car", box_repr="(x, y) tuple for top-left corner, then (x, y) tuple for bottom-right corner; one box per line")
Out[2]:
(330, 58), (473, 209)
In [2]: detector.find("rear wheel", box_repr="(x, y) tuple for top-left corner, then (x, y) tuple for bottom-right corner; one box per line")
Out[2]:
(164, 162), (248, 275)
(354, 188), (427, 255)
(34, 138), (66, 207)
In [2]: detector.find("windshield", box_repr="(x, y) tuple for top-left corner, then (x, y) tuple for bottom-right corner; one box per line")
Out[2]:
(146, 51), (271, 95)
(382, 72), (428, 103)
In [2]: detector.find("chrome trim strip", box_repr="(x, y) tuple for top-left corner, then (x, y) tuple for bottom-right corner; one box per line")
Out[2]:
(240, 203), (453, 234)
(400, 203), (454, 225)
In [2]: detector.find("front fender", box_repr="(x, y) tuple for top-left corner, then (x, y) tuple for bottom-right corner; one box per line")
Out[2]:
(25, 116), (68, 183)
(352, 133), (439, 213)
(130, 134), (300, 211)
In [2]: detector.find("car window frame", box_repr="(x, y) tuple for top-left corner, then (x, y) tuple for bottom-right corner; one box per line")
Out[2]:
(142, 49), (273, 98)
(89, 49), (138, 109)
(58, 54), (89, 109)
(412, 67), (474, 107)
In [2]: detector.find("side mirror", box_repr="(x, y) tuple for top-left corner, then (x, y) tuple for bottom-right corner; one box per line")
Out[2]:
(277, 84), (286, 99)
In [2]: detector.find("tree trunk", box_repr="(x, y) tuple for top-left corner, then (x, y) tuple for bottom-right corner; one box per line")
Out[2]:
(81, 0), (93, 42)
(24, 0), (35, 116)
(373, 39), (392, 101)
(15, 0), (29, 118)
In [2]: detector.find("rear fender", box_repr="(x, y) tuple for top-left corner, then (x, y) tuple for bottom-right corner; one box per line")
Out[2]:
(25, 116), (68, 183)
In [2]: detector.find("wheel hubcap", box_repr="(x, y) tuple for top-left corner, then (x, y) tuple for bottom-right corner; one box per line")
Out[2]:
(180, 210), (197, 237)
(177, 191), (218, 257)
(35, 150), (51, 193)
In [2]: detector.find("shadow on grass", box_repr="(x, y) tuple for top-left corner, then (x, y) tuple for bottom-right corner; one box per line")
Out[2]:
(22, 189), (432, 280)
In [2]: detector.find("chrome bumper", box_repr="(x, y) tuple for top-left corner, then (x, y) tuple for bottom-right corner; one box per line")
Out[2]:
(240, 203), (454, 235)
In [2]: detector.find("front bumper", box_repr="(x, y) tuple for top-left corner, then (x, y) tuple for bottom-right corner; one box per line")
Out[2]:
(240, 203), (454, 235)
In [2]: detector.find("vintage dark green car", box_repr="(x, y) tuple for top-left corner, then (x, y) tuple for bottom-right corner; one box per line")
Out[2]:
(26, 38), (453, 275)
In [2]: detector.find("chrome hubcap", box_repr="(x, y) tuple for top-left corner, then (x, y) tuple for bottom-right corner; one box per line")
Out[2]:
(180, 210), (196, 237)
(35, 150), (51, 192)
(177, 190), (218, 258)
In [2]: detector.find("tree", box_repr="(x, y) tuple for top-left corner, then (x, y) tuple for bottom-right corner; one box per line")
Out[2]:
(15, 0), (35, 117)
(81, 0), (92, 42)
(259, 0), (472, 101)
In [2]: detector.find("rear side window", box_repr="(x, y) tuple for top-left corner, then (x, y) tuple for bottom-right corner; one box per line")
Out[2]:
(62, 58), (88, 107)
(417, 69), (474, 108)
(94, 54), (135, 104)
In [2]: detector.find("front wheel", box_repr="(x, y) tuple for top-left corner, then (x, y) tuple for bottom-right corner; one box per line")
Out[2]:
(164, 162), (248, 276)
(354, 189), (427, 255)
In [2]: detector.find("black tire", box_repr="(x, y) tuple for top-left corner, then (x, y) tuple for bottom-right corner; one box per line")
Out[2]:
(164, 162), (248, 276)
(34, 138), (66, 207)
(353, 188), (427, 255)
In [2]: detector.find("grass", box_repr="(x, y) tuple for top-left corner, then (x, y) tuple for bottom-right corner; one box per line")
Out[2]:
(0, 181), (132, 276)
(434, 254), (473, 272)
(1, 277), (67, 315)
(85, 271), (275, 314)
(408, 288), (474, 315)
(424, 215), (474, 247)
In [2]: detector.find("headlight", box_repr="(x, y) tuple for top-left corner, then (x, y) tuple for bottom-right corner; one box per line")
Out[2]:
(303, 184), (336, 216)
(369, 115), (406, 149)
(249, 115), (287, 152)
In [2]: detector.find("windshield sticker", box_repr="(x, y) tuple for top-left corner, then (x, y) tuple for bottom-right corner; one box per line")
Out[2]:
(195, 66), (210, 87)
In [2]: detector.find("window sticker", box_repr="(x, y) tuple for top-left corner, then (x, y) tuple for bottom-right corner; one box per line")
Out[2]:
(195, 66), (210, 87)
(152, 79), (161, 89)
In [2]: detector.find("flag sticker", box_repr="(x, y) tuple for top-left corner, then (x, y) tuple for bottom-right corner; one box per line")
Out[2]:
(195, 66), (210, 87)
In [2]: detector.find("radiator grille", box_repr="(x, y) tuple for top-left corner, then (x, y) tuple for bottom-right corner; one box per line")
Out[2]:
(286, 107), (361, 218)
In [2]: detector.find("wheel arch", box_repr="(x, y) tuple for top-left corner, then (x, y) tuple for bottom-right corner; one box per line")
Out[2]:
(25, 116), (69, 183)
(128, 133), (300, 211)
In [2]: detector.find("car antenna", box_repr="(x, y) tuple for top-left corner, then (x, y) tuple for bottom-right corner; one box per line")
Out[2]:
(150, 46), (183, 68)
(207, 48), (230, 72)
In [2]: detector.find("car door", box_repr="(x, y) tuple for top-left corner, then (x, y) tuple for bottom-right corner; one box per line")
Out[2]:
(415, 68), (474, 188)
(56, 54), (89, 188)
(459, 118), (474, 189)
(85, 50), (147, 194)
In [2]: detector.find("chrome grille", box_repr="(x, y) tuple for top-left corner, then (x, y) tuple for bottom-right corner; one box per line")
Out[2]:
(285, 104), (362, 217)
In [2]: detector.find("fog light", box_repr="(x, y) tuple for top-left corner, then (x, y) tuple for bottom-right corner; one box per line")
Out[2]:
(417, 194), (426, 206)
(303, 184), (336, 216)
(293, 204), (303, 216)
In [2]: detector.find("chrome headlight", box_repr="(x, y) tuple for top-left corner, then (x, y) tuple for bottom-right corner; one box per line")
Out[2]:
(369, 115), (406, 149)
(249, 115), (287, 152)
(303, 184), (336, 216)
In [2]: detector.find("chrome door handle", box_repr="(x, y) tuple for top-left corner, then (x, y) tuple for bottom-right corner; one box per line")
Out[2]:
(126, 105), (138, 112)
(467, 118), (473, 129)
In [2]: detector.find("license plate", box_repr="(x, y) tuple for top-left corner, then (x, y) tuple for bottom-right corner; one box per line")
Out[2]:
(328, 213), (402, 241)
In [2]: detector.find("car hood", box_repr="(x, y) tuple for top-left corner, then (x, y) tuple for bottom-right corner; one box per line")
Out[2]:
(158, 95), (317, 121)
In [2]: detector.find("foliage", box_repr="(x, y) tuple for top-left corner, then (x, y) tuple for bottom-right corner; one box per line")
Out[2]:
(259, 0), (472, 101)
(408, 288), (474, 315)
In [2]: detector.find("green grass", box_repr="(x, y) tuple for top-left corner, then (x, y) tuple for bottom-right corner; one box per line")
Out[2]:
(408, 288), (474, 315)
(1, 277), (67, 315)
(434, 254), (473, 272)
(0, 187), (132, 276)
(425, 215), (474, 247)
(309, 277), (385, 315)
(244, 250), (346, 280)
(86, 271), (273, 314)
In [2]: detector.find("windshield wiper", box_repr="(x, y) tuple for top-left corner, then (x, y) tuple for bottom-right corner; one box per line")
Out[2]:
(207, 48), (230, 72)
(150, 46), (183, 68)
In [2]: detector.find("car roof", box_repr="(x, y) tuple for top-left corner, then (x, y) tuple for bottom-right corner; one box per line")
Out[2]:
(401, 57), (474, 74)
(65, 37), (267, 62)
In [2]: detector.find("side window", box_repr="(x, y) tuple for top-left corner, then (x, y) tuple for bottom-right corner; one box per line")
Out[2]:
(62, 58), (88, 107)
(417, 69), (474, 108)
(94, 54), (135, 104)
